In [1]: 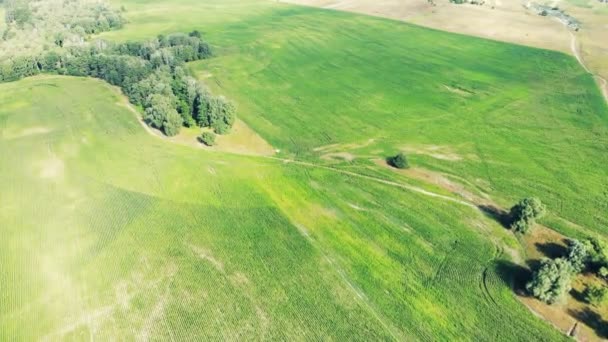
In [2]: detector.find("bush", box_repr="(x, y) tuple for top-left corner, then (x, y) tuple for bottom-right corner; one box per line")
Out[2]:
(583, 285), (608, 306)
(509, 197), (546, 234)
(567, 239), (589, 274)
(199, 131), (216, 146)
(583, 237), (608, 274)
(526, 258), (573, 304)
(388, 153), (409, 169)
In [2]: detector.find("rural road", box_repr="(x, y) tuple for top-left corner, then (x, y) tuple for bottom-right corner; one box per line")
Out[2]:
(569, 31), (608, 103)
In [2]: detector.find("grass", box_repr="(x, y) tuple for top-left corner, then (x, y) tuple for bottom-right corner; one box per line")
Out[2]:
(1, 0), (607, 339)
(0, 76), (568, 340)
(103, 0), (608, 237)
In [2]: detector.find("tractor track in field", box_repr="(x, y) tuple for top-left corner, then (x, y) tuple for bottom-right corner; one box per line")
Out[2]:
(267, 157), (478, 209)
(118, 86), (479, 210)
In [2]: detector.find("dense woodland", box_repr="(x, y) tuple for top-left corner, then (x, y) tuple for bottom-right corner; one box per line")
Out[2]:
(1, 0), (125, 60)
(0, 0), (235, 137)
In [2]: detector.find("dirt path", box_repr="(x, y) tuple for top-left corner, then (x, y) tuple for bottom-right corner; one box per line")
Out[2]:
(109, 79), (478, 209)
(269, 157), (477, 208)
(569, 32), (608, 103)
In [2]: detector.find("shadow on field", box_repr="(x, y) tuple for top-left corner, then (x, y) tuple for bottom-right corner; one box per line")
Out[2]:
(568, 308), (608, 338)
(478, 204), (512, 228)
(535, 241), (568, 259)
(570, 288), (587, 303)
(495, 259), (531, 295)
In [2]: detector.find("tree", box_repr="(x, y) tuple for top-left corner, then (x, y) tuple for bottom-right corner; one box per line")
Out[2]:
(583, 285), (608, 306)
(212, 96), (236, 134)
(567, 239), (589, 274)
(583, 237), (608, 273)
(509, 197), (546, 234)
(199, 131), (216, 146)
(526, 258), (573, 304)
(144, 94), (175, 130)
(388, 152), (409, 169)
(163, 110), (183, 137)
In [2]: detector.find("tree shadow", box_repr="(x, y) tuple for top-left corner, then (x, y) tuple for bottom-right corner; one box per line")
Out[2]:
(535, 242), (568, 259)
(568, 308), (608, 338)
(570, 288), (586, 303)
(525, 259), (542, 272)
(478, 204), (512, 228)
(495, 259), (531, 295)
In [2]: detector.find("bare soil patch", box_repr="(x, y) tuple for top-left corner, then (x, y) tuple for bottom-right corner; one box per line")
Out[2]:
(400, 144), (463, 161)
(3, 126), (52, 140)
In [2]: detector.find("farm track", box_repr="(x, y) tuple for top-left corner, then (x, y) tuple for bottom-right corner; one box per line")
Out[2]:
(115, 83), (479, 210)
(569, 32), (608, 104)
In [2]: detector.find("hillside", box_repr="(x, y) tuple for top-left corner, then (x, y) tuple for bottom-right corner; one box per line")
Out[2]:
(1, 0), (607, 340)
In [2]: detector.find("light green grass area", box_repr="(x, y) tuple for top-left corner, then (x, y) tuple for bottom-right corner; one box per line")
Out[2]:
(2, 0), (607, 339)
(102, 0), (608, 237)
(0, 76), (566, 340)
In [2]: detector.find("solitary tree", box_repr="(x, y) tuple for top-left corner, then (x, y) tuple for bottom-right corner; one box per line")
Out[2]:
(526, 257), (573, 304)
(388, 152), (409, 169)
(509, 197), (546, 234)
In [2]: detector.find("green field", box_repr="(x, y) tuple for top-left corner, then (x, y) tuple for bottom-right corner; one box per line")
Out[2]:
(103, 0), (608, 237)
(0, 75), (566, 340)
(1, 0), (607, 339)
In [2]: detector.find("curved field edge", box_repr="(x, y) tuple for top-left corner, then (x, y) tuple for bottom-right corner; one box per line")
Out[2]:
(0, 76), (567, 340)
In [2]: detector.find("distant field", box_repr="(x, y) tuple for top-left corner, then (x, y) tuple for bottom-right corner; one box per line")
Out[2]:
(103, 0), (608, 236)
(0, 76), (565, 339)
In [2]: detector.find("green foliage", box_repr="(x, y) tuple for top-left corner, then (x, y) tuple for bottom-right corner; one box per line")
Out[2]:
(388, 153), (408, 169)
(566, 239), (589, 274)
(144, 94), (176, 130)
(0, 29), (236, 137)
(583, 284), (608, 306)
(163, 109), (184, 137)
(195, 93), (236, 134)
(509, 198), (546, 234)
(583, 237), (608, 275)
(199, 131), (216, 146)
(526, 258), (574, 304)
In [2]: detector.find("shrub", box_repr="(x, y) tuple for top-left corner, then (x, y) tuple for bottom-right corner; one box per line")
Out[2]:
(583, 285), (608, 306)
(199, 131), (216, 146)
(509, 197), (546, 234)
(567, 239), (589, 274)
(388, 152), (409, 169)
(583, 237), (608, 274)
(526, 258), (573, 304)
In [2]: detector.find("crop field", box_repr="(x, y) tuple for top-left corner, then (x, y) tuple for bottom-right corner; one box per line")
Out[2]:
(101, 0), (608, 236)
(0, 77), (567, 339)
(1, 0), (607, 340)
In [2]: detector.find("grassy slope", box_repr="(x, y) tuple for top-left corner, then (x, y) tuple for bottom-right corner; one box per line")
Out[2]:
(0, 76), (566, 340)
(103, 0), (608, 237)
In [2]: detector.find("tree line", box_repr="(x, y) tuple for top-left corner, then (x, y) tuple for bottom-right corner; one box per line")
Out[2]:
(0, 31), (236, 137)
